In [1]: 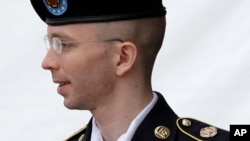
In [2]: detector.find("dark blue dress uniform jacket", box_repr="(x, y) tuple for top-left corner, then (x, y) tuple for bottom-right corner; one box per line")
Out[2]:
(65, 92), (229, 141)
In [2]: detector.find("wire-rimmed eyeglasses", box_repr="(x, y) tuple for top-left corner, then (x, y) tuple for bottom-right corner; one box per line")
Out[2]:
(44, 35), (123, 54)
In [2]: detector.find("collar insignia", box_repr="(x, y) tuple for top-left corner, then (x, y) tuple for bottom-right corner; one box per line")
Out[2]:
(154, 126), (170, 139)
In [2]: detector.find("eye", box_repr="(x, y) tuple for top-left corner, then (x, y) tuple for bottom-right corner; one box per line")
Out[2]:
(61, 41), (72, 48)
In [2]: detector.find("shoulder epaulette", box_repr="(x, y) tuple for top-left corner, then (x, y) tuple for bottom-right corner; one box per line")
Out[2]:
(176, 117), (229, 141)
(64, 125), (87, 141)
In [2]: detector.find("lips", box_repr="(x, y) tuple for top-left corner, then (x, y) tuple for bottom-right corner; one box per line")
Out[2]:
(58, 81), (70, 87)
(53, 80), (71, 94)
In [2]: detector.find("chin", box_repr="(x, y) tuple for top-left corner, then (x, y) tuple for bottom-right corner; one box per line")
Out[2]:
(63, 100), (77, 110)
(63, 100), (86, 110)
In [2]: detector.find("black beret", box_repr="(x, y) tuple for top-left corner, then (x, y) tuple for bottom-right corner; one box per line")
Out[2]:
(30, 0), (166, 25)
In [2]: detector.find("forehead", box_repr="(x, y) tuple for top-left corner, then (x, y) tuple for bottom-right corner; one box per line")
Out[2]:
(47, 23), (102, 39)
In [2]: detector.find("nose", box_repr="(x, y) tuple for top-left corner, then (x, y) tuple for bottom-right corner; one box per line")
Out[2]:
(41, 47), (60, 71)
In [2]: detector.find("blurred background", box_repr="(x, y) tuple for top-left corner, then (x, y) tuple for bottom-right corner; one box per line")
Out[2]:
(0, 0), (249, 140)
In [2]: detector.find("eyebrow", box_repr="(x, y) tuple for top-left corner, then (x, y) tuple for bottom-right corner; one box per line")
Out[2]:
(47, 33), (76, 41)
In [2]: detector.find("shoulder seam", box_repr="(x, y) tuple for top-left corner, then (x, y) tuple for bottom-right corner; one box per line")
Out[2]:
(180, 117), (229, 131)
(176, 118), (203, 141)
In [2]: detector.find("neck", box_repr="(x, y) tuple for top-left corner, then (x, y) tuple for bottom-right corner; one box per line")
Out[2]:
(91, 84), (153, 141)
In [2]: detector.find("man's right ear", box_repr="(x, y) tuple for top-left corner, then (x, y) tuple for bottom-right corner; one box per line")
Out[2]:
(115, 42), (137, 76)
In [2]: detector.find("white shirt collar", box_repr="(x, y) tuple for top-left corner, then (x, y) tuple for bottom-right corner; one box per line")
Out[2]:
(91, 92), (158, 141)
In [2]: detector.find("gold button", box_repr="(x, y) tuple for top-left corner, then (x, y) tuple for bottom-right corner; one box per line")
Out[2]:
(154, 126), (170, 139)
(182, 119), (191, 127)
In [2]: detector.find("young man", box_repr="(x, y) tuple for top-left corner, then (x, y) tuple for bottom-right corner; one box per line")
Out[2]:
(30, 0), (229, 140)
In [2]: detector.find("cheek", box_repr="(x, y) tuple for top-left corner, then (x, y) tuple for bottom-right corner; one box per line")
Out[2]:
(62, 48), (116, 107)
(67, 50), (113, 77)
(77, 59), (116, 109)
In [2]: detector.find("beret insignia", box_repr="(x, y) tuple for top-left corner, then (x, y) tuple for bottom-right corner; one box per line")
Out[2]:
(46, 0), (60, 8)
(43, 0), (68, 16)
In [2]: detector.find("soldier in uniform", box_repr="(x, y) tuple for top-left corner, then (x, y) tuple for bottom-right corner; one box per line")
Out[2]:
(30, 0), (229, 140)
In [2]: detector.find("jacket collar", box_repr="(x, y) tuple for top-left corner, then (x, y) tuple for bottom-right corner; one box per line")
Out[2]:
(131, 92), (178, 141)
(83, 92), (178, 141)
